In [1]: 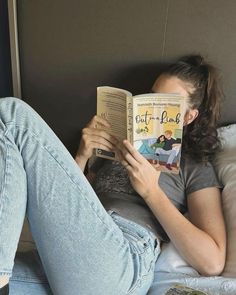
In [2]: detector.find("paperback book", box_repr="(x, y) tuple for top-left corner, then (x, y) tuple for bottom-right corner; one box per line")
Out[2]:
(165, 284), (209, 295)
(96, 86), (186, 174)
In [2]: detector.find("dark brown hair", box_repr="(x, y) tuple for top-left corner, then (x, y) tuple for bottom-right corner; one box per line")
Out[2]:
(161, 55), (223, 162)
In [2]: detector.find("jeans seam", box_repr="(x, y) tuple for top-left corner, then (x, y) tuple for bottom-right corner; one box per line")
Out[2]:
(42, 145), (124, 246)
(118, 227), (149, 255)
(0, 135), (7, 220)
(0, 135), (13, 276)
(10, 275), (48, 283)
(0, 272), (12, 276)
(127, 266), (154, 295)
(112, 214), (155, 239)
(7, 124), (125, 248)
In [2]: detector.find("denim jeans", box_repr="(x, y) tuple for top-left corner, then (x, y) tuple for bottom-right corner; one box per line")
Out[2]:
(10, 250), (53, 295)
(155, 148), (178, 165)
(0, 98), (160, 295)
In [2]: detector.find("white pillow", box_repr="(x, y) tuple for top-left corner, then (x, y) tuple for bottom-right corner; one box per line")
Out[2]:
(154, 239), (199, 276)
(154, 212), (199, 276)
(215, 123), (236, 277)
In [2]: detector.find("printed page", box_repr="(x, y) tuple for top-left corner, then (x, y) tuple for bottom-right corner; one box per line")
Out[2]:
(96, 86), (132, 160)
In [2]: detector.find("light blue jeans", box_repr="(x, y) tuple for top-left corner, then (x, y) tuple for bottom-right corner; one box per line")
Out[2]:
(0, 98), (160, 295)
(155, 148), (178, 165)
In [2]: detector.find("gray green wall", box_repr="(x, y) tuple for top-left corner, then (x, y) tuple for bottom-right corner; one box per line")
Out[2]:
(0, 0), (13, 97)
(16, 0), (236, 154)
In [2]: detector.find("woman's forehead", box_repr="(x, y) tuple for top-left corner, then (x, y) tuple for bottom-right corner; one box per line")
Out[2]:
(152, 75), (193, 98)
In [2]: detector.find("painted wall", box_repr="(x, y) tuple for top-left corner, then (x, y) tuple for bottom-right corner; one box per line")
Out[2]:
(0, 0), (13, 97)
(16, 0), (236, 154)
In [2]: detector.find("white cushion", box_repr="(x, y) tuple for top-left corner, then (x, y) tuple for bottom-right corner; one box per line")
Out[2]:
(154, 212), (198, 276)
(154, 239), (199, 276)
(215, 123), (236, 277)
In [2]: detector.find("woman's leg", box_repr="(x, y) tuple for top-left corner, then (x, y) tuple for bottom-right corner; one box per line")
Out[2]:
(9, 250), (53, 295)
(0, 98), (158, 295)
(0, 99), (28, 288)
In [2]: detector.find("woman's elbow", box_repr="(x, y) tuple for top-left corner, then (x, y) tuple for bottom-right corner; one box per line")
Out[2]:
(200, 259), (225, 276)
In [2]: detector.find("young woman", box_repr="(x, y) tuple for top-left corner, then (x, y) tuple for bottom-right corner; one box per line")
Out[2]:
(0, 55), (226, 295)
(151, 134), (166, 149)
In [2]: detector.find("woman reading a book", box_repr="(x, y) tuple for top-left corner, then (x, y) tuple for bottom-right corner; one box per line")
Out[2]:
(0, 55), (225, 295)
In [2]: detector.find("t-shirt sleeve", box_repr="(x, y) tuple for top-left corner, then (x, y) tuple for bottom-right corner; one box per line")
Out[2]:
(184, 158), (222, 196)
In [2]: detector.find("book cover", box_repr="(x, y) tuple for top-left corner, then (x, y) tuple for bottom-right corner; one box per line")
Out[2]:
(165, 284), (209, 295)
(96, 86), (185, 174)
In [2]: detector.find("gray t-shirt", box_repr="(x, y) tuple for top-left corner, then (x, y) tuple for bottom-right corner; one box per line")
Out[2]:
(91, 156), (220, 242)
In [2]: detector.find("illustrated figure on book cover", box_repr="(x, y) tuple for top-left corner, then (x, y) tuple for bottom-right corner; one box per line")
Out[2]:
(96, 86), (185, 174)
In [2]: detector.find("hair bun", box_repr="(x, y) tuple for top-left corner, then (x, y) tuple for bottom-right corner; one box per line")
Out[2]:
(180, 55), (204, 67)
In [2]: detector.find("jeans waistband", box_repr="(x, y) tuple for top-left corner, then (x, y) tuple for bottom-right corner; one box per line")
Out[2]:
(108, 211), (160, 256)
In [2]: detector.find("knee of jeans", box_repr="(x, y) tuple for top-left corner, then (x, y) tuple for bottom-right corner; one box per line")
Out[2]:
(0, 98), (18, 126)
(0, 97), (40, 130)
(0, 97), (23, 109)
(0, 97), (27, 121)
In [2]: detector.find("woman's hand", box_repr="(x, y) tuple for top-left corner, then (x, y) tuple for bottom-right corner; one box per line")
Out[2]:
(117, 140), (161, 200)
(75, 115), (118, 171)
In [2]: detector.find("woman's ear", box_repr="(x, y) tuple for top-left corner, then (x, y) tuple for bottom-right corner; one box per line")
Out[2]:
(184, 109), (199, 126)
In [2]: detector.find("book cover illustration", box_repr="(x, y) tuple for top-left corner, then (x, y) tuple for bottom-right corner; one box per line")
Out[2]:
(96, 87), (185, 174)
(165, 284), (209, 295)
(132, 94), (184, 174)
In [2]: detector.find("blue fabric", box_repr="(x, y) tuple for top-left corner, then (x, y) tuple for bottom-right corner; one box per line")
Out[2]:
(0, 98), (160, 295)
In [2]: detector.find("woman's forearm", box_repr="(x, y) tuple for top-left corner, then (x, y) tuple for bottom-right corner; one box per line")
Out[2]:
(145, 187), (225, 276)
(75, 154), (88, 172)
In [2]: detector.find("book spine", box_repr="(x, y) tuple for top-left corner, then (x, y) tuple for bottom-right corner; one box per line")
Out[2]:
(126, 95), (133, 144)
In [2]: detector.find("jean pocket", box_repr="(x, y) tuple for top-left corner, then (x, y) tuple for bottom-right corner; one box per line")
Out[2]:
(110, 214), (159, 294)
(118, 227), (157, 295)
(120, 226), (150, 255)
(126, 243), (156, 295)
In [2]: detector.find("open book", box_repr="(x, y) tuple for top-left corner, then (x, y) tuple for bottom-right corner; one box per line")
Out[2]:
(96, 86), (186, 174)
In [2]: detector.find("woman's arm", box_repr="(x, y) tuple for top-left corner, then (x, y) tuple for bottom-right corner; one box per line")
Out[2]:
(118, 140), (226, 276)
(75, 115), (118, 172)
(145, 187), (226, 276)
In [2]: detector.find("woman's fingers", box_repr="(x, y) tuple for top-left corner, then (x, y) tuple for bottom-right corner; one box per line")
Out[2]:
(84, 115), (118, 146)
(86, 115), (110, 129)
(116, 149), (129, 167)
(82, 127), (118, 146)
(77, 132), (116, 162)
(77, 115), (117, 162)
(84, 134), (115, 151)
(119, 140), (145, 167)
